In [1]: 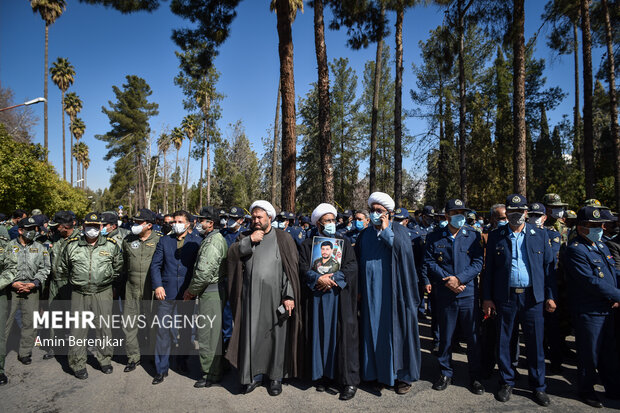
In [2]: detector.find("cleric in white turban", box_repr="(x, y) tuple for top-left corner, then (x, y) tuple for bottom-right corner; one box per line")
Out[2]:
(249, 200), (276, 221)
(299, 203), (360, 400)
(355, 192), (421, 394)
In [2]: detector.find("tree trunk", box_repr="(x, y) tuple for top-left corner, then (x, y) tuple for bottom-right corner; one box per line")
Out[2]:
(581, 0), (595, 198)
(602, 0), (619, 212)
(70, 121), (74, 186)
(573, 20), (582, 167)
(61, 90), (66, 180)
(84, 166), (87, 190)
(200, 88), (210, 208)
(369, 4), (385, 195)
(394, 6), (404, 206)
(458, 0), (468, 202)
(174, 149), (179, 211)
(275, 0), (297, 212)
(314, 0), (334, 204)
(271, 83), (281, 206)
(206, 138), (211, 205)
(184, 139), (191, 210)
(163, 149), (168, 213)
(199, 136), (205, 209)
(512, 0), (527, 196)
(44, 24), (49, 160)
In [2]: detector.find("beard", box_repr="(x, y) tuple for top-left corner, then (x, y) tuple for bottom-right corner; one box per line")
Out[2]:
(254, 221), (269, 231)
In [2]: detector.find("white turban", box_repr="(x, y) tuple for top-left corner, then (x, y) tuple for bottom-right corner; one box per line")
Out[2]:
(249, 200), (276, 221)
(311, 203), (338, 226)
(367, 191), (395, 212)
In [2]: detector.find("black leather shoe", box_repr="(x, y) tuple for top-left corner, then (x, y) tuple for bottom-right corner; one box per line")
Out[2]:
(496, 384), (513, 402)
(340, 385), (357, 401)
(74, 369), (88, 380)
(432, 344), (440, 356)
(18, 355), (32, 365)
(124, 361), (140, 373)
(469, 380), (485, 395)
(194, 379), (214, 388)
(579, 392), (603, 408)
(432, 375), (451, 391)
(0, 373), (7, 385)
(315, 381), (325, 392)
(268, 380), (282, 396)
(243, 379), (261, 394)
(42, 350), (55, 360)
(533, 391), (551, 406)
(101, 365), (113, 374)
(152, 372), (168, 385)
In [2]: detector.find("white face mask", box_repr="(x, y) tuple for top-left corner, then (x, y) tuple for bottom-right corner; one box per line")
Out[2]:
(131, 224), (145, 235)
(527, 216), (543, 228)
(195, 223), (206, 235)
(84, 227), (100, 239)
(172, 223), (187, 235)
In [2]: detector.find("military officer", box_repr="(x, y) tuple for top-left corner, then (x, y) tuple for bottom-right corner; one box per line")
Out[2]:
(424, 199), (484, 395)
(44, 211), (81, 360)
(336, 209), (354, 236)
(183, 206), (228, 388)
(222, 206), (245, 247)
(101, 211), (130, 246)
(58, 212), (123, 379)
(282, 212), (305, 247)
(122, 208), (162, 372)
(542, 193), (568, 244)
(564, 206), (620, 408)
(420, 206), (436, 233)
(482, 194), (557, 406)
(3, 217), (51, 365)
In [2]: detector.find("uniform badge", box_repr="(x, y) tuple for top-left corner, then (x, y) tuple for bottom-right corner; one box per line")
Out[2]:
(599, 272), (605, 278)
(131, 240), (140, 249)
(145, 242), (155, 247)
(462, 229), (467, 235)
(298, 232), (303, 239)
(512, 195), (520, 204)
(530, 229), (536, 235)
(593, 209), (600, 218)
(438, 256), (443, 262)
(455, 199), (463, 206)
(99, 251), (110, 256)
(553, 237), (559, 243)
(29, 248), (38, 253)
(12, 246), (19, 253)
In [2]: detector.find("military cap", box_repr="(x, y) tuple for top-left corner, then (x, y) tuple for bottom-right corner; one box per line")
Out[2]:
(286, 212), (296, 220)
(83, 212), (101, 225)
(435, 209), (446, 217)
(542, 193), (568, 207)
(466, 211), (476, 220)
(50, 211), (73, 226)
(196, 206), (219, 222)
(101, 211), (118, 224)
(422, 205), (435, 216)
(444, 198), (469, 213)
(31, 208), (42, 216)
(600, 208), (617, 222)
(301, 216), (311, 224)
(133, 208), (155, 223)
(577, 206), (611, 223)
(218, 209), (228, 219)
(565, 210), (577, 219)
(32, 214), (49, 227)
(528, 203), (546, 216)
(228, 206), (244, 219)
(393, 208), (409, 219)
(18, 217), (38, 229)
(584, 199), (606, 208)
(506, 194), (528, 210)
(278, 211), (289, 219)
(155, 213), (164, 220)
(341, 209), (353, 218)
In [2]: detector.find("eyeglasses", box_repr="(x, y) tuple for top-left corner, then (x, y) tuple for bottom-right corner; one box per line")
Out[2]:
(370, 208), (387, 214)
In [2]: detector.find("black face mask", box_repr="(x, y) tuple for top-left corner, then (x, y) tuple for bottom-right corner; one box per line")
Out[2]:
(161, 223), (172, 234)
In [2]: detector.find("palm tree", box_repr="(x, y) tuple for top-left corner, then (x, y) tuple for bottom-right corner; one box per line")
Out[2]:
(50, 57), (74, 180)
(271, 0), (303, 211)
(72, 142), (82, 189)
(158, 132), (171, 213)
(70, 117), (85, 142)
(63, 92), (82, 186)
(181, 115), (198, 210)
(171, 126), (184, 211)
(81, 144), (90, 189)
(31, 0), (66, 160)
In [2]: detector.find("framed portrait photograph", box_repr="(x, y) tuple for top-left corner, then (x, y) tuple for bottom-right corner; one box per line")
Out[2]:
(310, 236), (344, 275)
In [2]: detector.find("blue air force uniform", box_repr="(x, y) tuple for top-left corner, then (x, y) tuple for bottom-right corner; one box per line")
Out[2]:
(564, 206), (620, 398)
(424, 200), (483, 382)
(482, 195), (557, 394)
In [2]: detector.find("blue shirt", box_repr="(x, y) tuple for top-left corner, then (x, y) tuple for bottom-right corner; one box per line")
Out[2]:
(509, 227), (531, 287)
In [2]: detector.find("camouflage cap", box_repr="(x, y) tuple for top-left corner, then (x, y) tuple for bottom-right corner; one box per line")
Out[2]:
(542, 193), (567, 207)
(565, 210), (577, 219)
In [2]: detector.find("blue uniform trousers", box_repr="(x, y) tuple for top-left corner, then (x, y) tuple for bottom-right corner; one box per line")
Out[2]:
(496, 288), (546, 391)
(154, 300), (191, 374)
(437, 296), (481, 379)
(573, 311), (620, 395)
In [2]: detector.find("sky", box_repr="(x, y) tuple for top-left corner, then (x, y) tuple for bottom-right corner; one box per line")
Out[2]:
(0, 1), (605, 192)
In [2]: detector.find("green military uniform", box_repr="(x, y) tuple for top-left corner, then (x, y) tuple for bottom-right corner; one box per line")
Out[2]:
(59, 230), (123, 374)
(121, 230), (162, 364)
(188, 229), (228, 382)
(107, 227), (130, 247)
(312, 256), (340, 274)
(0, 231), (11, 377)
(3, 238), (51, 359)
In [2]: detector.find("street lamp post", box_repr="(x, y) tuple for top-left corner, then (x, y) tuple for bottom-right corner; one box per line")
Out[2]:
(0, 97), (46, 112)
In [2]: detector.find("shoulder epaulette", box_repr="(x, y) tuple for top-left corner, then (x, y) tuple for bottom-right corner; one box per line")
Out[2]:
(107, 237), (117, 244)
(67, 236), (80, 243)
(155, 230), (163, 237)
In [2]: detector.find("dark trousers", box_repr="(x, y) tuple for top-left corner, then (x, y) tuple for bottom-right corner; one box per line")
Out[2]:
(430, 290), (439, 345)
(543, 310), (564, 368)
(154, 300), (190, 375)
(573, 311), (620, 395)
(496, 288), (545, 392)
(437, 296), (481, 379)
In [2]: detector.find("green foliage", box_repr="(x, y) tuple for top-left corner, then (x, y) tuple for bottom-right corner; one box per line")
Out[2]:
(0, 125), (88, 215)
(296, 85), (323, 212)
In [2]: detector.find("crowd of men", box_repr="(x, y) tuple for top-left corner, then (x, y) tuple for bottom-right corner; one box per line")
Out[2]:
(0, 191), (618, 408)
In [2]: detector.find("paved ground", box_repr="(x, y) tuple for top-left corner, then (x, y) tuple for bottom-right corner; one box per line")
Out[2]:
(1, 320), (619, 412)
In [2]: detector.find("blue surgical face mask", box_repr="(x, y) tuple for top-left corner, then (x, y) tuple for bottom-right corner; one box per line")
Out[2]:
(450, 214), (466, 229)
(497, 220), (508, 227)
(322, 222), (336, 236)
(346, 223), (352, 231)
(586, 227), (603, 243)
(370, 212), (383, 225)
(101, 226), (108, 236)
(439, 220), (448, 228)
(355, 220), (365, 231)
